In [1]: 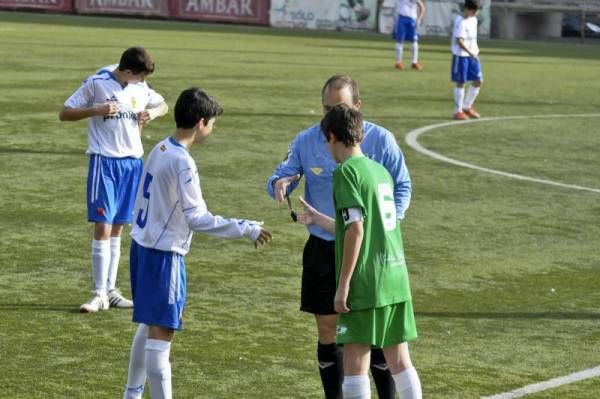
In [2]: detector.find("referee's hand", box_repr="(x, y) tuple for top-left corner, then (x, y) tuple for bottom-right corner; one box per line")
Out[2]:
(274, 174), (301, 203)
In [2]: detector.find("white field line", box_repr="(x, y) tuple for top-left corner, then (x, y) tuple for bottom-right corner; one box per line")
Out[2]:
(405, 114), (600, 194)
(406, 113), (600, 398)
(480, 366), (600, 398)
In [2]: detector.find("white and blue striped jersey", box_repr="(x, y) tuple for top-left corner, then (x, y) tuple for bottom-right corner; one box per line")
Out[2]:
(396, 0), (418, 19)
(452, 15), (479, 57)
(131, 136), (262, 255)
(64, 69), (164, 158)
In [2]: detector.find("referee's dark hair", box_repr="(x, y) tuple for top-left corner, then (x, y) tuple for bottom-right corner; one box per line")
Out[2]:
(175, 87), (224, 129)
(118, 46), (155, 75)
(320, 103), (364, 147)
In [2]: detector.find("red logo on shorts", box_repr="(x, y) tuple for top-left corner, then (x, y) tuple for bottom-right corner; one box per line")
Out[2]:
(96, 207), (106, 217)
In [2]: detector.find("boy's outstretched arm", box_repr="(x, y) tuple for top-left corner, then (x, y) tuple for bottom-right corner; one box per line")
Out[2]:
(297, 196), (334, 234)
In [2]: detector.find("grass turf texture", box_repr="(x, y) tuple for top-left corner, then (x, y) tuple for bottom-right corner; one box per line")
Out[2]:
(0, 11), (599, 398)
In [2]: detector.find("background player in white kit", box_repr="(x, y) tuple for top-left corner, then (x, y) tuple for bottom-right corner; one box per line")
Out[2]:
(392, 0), (425, 70)
(451, 0), (483, 120)
(122, 87), (272, 399)
(59, 47), (169, 313)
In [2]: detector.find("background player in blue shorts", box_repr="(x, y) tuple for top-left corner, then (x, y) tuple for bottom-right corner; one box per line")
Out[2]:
(122, 88), (272, 399)
(298, 104), (422, 399)
(266, 75), (412, 399)
(451, 0), (483, 120)
(392, 0), (426, 70)
(59, 47), (169, 313)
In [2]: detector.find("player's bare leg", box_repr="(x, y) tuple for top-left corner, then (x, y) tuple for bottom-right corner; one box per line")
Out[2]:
(384, 343), (422, 399)
(342, 343), (371, 398)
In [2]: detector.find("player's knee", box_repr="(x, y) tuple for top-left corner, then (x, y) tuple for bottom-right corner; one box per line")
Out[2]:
(316, 319), (337, 343)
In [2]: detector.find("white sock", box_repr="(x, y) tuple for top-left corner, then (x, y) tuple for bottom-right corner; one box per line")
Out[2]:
(342, 374), (371, 399)
(392, 367), (422, 399)
(395, 42), (404, 63)
(410, 41), (419, 64)
(454, 87), (465, 113)
(91, 239), (110, 294)
(146, 339), (172, 399)
(123, 324), (148, 399)
(107, 236), (121, 291)
(463, 86), (481, 110)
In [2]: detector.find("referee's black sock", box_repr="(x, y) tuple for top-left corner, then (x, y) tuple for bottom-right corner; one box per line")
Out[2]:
(317, 342), (343, 399)
(370, 347), (396, 399)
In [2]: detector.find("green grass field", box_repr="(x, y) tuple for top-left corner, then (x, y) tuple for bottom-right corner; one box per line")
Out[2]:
(0, 10), (599, 398)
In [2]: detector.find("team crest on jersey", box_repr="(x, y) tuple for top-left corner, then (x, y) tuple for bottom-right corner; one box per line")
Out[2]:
(310, 167), (323, 175)
(131, 97), (137, 109)
(160, 145), (167, 152)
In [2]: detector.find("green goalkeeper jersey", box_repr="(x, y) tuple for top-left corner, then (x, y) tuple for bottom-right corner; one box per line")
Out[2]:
(333, 155), (412, 310)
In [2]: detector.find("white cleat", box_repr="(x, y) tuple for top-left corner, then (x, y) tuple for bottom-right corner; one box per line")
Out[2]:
(108, 288), (133, 309)
(80, 291), (109, 313)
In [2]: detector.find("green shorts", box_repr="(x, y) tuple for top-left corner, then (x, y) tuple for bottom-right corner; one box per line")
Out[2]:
(336, 301), (417, 348)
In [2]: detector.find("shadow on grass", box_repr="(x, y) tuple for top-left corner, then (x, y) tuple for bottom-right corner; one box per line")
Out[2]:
(416, 311), (600, 320)
(0, 147), (82, 156)
(0, 303), (81, 313)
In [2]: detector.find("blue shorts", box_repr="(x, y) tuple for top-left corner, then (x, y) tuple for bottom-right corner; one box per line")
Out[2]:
(130, 240), (187, 331)
(392, 15), (418, 42)
(451, 55), (483, 84)
(87, 154), (142, 224)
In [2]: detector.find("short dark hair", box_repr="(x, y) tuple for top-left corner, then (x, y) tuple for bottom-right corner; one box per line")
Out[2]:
(465, 0), (480, 11)
(118, 47), (155, 75)
(321, 74), (360, 105)
(320, 103), (364, 147)
(174, 87), (224, 129)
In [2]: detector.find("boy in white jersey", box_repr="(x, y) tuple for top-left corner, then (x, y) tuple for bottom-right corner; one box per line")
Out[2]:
(59, 47), (169, 313)
(392, 0), (426, 70)
(122, 88), (272, 399)
(298, 104), (421, 399)
(451, 0), (483, 120)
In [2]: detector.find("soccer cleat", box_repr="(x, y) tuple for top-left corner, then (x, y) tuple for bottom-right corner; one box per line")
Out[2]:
(108, 288), (133, 309)
(80, 291), (109, 313)
(463, 107), (481, 119)
(453, 111), (468, 121)
(394, 62), (405, 70)
(411, 62), (423, 70)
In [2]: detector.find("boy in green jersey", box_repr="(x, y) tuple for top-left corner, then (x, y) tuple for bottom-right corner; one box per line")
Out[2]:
(298, 104), (421, 399)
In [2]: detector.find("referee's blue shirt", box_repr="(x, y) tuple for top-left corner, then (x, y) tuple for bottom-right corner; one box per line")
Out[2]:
(266, 120), (412, 242)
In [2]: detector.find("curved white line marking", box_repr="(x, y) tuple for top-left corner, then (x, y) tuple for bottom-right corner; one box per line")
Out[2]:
(406, 113), (600, 398)
(405, 114), (600, 194)
(480, 366), (600, 399)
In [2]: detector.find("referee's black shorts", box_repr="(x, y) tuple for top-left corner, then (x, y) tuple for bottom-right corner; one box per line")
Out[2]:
(300, 234), (337, 315)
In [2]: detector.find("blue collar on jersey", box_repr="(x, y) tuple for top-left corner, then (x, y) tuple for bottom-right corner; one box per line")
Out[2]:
(169, 136), (185, 148)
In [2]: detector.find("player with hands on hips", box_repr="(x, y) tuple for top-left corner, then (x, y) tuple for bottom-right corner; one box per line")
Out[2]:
(122, 87), (271, 399)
